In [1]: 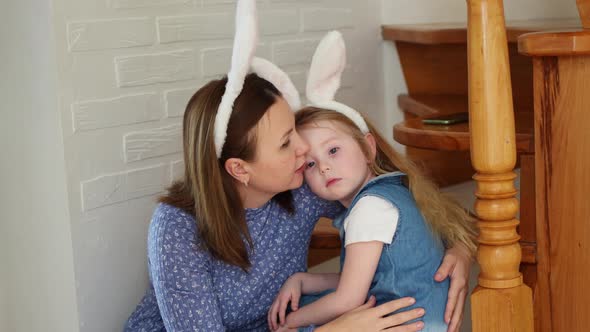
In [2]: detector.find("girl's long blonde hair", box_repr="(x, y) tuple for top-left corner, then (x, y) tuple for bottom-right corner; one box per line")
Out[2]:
(296, 107), (478, 255)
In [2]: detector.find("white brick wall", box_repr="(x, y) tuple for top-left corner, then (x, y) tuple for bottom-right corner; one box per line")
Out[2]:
(157, 13), (234, 43)
(71, 93), (162, 132)
(123, 124), (182, 163)
(49, 1), (382, 330)
(115, 50), (197, 87)
(301, 8), (354, 31)
(108, 0), (192, 9)
(67, 18), (155, 51)
(165, 87), (198, 117)
(272, 39), (320, 66)
(81, 164), (169, 211)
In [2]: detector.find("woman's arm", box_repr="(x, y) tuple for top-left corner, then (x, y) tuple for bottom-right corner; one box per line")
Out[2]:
(285, 241), (384, 328)
(315, 296), (425, 332)
(294, 183), (344, 220)
(435, 242), (474, 332)
(274, 297), (425, 332)
(148, 207), (225, 331)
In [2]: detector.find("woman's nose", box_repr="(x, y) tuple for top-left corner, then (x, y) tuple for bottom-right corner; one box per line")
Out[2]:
(293, 131), (310, 156)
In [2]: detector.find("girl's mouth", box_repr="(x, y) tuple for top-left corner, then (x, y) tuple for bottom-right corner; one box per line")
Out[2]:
(326, 178), (341, 187)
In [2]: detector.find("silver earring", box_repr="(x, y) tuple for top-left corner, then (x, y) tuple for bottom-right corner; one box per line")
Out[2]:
(242, 179), (249, 187)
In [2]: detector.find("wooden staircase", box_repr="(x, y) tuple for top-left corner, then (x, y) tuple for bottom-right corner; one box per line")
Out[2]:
(382, 19), (579, 187)
(380, 1), (590, 331)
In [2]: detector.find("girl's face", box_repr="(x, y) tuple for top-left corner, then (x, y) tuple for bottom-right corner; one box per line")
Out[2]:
(246, 97), (310, 198)
(299, 120), (374, 207)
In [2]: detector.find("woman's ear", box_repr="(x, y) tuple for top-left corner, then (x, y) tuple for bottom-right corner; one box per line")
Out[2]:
(364, 133), (377, 163)
(224, 158), (250, 185)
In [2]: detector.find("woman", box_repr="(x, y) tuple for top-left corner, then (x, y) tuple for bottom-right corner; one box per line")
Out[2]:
(124, 73), (473, 332)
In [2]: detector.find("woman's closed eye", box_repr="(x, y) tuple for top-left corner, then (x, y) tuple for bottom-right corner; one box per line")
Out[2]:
(281, 139), (291, 149)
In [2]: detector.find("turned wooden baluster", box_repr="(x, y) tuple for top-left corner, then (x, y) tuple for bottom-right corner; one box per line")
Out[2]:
(466, 0), (534, 331)
(578, 0), (590, 28)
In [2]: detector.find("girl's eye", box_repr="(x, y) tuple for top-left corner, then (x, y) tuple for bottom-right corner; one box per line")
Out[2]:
(281, 140), (291, 149)
(329, 147), (339, 155)
(306, 161), (315, 169)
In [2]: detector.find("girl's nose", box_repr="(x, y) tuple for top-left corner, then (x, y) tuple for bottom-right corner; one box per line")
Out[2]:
(320, 163), (330, 174)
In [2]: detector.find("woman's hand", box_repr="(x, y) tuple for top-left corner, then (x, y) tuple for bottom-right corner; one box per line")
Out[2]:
(435, 243), (473, 332)
(268, 273), (303, 331)
(316, 296), (425, 332)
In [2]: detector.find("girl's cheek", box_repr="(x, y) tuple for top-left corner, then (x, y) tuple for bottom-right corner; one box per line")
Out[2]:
(305, 173), (316, 186)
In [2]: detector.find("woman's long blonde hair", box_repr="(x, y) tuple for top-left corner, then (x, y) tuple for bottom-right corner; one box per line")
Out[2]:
(296, 107), (478, 255)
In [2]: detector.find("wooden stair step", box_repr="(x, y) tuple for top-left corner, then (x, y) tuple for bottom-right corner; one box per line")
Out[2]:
(382, 19), (581, 45)
(519, 29), (590, 56)
(309, 218), (340, 249)
(308, 218), (340, 267)
(394, 94), (535, 153)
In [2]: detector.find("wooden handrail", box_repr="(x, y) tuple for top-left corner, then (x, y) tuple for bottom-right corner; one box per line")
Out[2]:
(466, 0), (534, 331)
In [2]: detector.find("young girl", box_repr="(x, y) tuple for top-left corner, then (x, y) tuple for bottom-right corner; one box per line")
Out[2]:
(267, 31), (477, 332)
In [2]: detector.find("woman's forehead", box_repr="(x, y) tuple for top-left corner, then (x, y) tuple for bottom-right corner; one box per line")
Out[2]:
(255, 97), (293, 139)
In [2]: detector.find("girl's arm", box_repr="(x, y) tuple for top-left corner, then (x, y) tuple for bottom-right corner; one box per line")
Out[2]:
(299, 272), (340, 294)
(285, 241), (384, 328)
(268, 272), (340, 330)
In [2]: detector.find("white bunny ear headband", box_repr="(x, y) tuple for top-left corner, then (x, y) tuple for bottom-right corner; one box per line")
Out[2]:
(214, 0), (301, 158)
(305, 31), (369, 134)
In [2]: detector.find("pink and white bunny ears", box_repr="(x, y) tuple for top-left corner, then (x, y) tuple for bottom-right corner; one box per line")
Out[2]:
(305, 31), (369, 134)
(214, 0), (301, 158)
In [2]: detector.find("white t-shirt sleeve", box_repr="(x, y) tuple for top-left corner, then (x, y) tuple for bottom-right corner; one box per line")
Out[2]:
(343, 195), (399, 247)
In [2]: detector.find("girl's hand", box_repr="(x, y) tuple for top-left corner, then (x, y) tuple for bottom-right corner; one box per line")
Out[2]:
(268, 273), (303, 331)
(316, 296), (425, 332)
(435, 243), (473, 332)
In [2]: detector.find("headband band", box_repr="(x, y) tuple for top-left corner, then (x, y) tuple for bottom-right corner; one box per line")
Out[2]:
(214, 0), (301, 158)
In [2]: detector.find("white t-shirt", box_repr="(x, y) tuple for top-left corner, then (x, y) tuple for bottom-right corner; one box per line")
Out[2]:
(343, 195), (399, 247)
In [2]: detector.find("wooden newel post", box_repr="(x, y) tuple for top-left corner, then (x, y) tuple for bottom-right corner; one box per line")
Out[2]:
(577, 0), (590, 28)
(466, 0), (534, 331)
